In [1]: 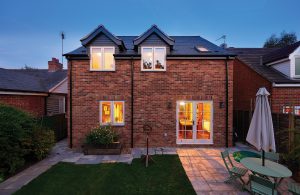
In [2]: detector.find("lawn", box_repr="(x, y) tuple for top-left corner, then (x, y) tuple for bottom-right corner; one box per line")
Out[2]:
(15, 155), (195, 195)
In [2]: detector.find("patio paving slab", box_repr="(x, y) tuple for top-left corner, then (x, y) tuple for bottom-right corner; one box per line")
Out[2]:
(177, 145), (296, 195)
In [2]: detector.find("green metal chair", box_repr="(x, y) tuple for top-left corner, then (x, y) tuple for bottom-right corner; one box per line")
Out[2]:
(221, 150), (248, 186)
(264, 152), (279, 162)
(289, 183), (300, 195)
(249, 174), (277, 195)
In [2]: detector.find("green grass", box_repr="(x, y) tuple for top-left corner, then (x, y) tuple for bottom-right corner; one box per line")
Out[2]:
(15, 155), (195, 195)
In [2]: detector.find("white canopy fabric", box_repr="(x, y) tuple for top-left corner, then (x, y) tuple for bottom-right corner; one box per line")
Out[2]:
(246, 87), (276, 152)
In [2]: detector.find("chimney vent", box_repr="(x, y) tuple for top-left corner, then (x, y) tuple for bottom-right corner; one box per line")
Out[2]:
(48, 58), (63, 72)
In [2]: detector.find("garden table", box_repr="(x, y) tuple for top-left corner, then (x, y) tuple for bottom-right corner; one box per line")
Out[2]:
(233, 150), (261, 162)
(241, 157), (292, 188)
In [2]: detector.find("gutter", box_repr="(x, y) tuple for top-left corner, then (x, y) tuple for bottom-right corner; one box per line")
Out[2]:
(272, 83), (300, 87)
(0, 90), (48, 96)
(69, 60), (73, 148)
(225, 57), (229, 148)
(131, 56), (134, 148)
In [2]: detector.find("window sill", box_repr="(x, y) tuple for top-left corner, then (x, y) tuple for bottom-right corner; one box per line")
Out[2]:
(141, 69), (166, 72)
(90, 69), (116, 72)
(100, 123), (125, 126)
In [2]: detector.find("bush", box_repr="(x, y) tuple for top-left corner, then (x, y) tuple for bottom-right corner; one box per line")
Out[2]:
(0, 104), (55, 177)
(85, 125), (118, 146)
(30, 127), (55, 160)
(0, 104), (35, 174)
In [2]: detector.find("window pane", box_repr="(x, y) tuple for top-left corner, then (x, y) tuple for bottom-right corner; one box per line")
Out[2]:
(114, 102), (124, 124)
(196, 102), (211, 140)
(154, 48), (165, 70)
(104, 48), (114, 70)
(91, 48), (102, 70)
(142, 48), (153, 69)
(101, 102), (111, 124)
(296, 58), (300, 76)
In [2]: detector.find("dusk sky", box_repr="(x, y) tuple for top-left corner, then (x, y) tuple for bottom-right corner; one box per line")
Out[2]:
(0, 0), (300, 69)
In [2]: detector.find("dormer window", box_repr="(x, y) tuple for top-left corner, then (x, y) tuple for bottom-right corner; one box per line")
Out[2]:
(141, 47), (166, 71)
(295, 57), (300, 77)
(90, 47), (115, 71)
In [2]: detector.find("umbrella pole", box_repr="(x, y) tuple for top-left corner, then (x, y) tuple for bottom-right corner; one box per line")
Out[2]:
(262, 150), (265, 166)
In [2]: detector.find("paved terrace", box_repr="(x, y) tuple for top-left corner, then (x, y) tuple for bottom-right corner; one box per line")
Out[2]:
(0, 140), (295, 195)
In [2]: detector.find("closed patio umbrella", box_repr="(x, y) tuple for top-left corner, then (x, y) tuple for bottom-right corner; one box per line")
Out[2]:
(246, 87), (276, 166)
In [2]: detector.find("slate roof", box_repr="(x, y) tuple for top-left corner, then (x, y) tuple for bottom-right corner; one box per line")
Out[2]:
(133, 25), (175, 47)
(65, 35), (234, 57)
(0, 69), (67, 93)
(263, 41), (300, 64)
(80, 25), (125, 49)
(227, 48), (300, 84)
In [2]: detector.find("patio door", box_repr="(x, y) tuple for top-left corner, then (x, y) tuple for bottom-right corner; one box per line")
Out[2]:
(176, 101), (213, 144)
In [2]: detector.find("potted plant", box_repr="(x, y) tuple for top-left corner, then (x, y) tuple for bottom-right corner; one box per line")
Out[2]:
(82, 125), (121, 155)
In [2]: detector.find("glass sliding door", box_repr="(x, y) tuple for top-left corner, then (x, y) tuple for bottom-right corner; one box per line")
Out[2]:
(176, 101), (213, 144)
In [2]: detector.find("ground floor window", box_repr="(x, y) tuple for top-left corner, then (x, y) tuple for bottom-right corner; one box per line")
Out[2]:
(176, 101), (213, 144)
(282, 105), (300, 115)
(99, 101), (124, 125)
(47, 95), (65, 116)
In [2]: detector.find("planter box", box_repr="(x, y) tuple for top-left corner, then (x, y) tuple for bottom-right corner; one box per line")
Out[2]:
(83, 142), (122, 155)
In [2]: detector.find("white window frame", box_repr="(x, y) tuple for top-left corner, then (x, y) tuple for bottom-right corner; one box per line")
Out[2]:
(141, 46), (166, 71)
(294, 56), (300, 78)
(176, 100), (214, 145)
(99, 101), (125, 126)
(90, 46), (115, 71)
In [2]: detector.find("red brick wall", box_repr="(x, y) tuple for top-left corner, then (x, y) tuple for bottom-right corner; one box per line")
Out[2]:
(271, 87), (300, 113)
(68, 59), (234, 149)
(0, 95), (45, 117)
(233, 59), (271, 111)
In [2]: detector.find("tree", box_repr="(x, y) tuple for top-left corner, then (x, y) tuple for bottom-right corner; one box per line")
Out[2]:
(22, 64), (37, 70)
(263, 31), (297, 48)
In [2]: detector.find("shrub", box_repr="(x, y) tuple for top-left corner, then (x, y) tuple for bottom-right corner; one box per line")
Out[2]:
(85, 125), (118, 146)
(0, 104), (35, 174)
(0, 104), (55, 176)
(30, 127), (55, 160)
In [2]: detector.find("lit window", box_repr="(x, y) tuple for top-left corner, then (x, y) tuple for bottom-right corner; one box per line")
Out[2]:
(100, 101), (124, 125)
(142, 47), (166, 71)
(283, 105), (300, 115)
(295, 58), (300, 76)
(197, 46), (209, 52)
(90, 47), (115, 71)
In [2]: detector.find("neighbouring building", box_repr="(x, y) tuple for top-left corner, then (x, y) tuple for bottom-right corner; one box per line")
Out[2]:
(64, 25), (236, 150)
(0, 58), (67, 117)
(228, 41), (300, 115)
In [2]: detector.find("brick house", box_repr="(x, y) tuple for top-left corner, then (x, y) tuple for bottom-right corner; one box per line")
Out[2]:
(228, 41), (300, 115)
(64, 25), (236, 150)
(0, 58), (67, 117)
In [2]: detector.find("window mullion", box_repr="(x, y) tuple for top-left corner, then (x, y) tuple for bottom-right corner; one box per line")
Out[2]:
(101, 48), (104, 71)
(152, 47), (155, 70)
(111, 101), (114, 125)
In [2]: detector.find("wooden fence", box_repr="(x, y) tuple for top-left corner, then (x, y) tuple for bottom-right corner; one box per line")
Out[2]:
(233, 110), (300, 153)
(39, 114), (67, 142)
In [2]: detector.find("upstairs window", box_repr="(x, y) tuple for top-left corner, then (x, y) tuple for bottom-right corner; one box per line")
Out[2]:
(100, 101), (124, 125)
(141, 47), (166, 71)
(90, 47), (115, 71)
(295, 57), (300, 77)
